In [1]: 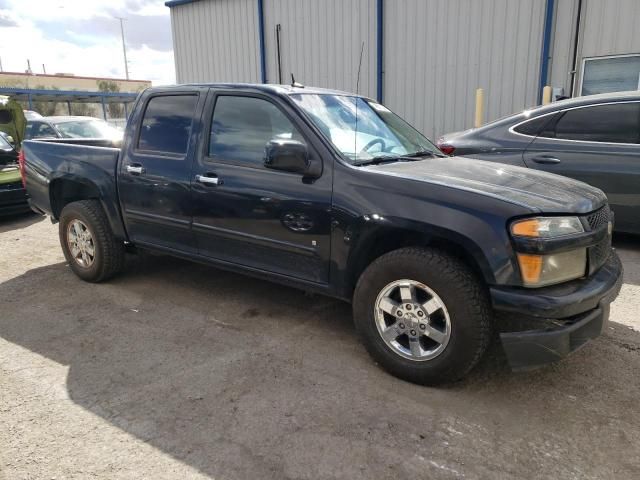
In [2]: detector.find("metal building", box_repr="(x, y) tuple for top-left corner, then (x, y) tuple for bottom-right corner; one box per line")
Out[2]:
(166, 0), (640, 139)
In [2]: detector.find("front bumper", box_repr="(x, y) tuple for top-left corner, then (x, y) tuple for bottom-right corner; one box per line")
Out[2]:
(490, 252), (623, 370)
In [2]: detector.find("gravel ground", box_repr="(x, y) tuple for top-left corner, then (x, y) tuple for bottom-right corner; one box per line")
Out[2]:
(1, 213), (639, 480)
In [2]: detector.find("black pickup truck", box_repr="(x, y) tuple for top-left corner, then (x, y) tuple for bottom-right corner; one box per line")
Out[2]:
(22, 84), (622, 384)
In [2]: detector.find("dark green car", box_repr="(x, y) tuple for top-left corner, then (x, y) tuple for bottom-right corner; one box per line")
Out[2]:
(0, 96), (29, 215)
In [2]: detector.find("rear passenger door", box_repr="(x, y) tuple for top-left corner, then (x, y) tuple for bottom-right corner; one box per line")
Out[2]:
(118, 90), (205, 252)
(523, 101), (640, 232)
(190, 90), (333, 284)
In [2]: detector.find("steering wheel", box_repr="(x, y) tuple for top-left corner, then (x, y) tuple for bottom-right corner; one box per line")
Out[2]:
(360, 138), (387, 153)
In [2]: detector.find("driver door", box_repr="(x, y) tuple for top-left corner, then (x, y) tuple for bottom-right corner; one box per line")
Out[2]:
(191, 91), (333, 284)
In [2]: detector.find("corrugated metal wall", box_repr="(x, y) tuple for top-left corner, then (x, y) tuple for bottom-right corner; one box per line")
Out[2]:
(383, 0), (546, 139)
(549, 0), (640, 96)
(170, 0), (261, 84)
(579, 0), (640, 58)
(169, 0), (547, 138)
(548, 0), (580, 95)
(262, 0), (377, 99)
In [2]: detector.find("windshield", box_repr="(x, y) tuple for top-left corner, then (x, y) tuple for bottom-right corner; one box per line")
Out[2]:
(54, 119), (122, 139)
(289, 94), (440, 164)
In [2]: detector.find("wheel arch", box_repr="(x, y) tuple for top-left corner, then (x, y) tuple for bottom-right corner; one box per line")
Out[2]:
(344, 220), (496, 298)
(49, 177), (127, 240)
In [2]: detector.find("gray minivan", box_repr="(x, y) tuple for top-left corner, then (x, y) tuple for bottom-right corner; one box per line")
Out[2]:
(438, 91), (640, 234)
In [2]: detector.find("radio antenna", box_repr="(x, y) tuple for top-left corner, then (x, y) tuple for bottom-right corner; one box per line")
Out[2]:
(290, 73), (304, 88)
(354, 41), (365, 160)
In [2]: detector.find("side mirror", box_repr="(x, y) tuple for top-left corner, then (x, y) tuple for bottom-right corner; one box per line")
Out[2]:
(264, 139), (321, 178)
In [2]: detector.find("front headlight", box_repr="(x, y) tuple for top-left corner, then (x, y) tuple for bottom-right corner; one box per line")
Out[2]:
(511, 216), (584, 238)
(511, 216), (587, 287)
(516, 249), (587, 287)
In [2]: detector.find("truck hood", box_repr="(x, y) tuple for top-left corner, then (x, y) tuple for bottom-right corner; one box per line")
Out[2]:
(363, 156), (606, 214)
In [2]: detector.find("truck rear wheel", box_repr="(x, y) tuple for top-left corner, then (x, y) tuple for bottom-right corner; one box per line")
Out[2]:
(59, 200), (125, 283)
(353, 247), (491, 385)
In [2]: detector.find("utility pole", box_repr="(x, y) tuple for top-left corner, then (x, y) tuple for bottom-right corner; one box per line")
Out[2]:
(116, 17), (129, 80)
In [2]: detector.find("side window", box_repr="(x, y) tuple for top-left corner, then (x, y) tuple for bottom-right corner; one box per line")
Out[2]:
(513, 114), (556, 136)
(541, 103), (640, 144)
(27, 122), (57, 139)
(138, 95), (198, 155)
(209, 95), (305, 165)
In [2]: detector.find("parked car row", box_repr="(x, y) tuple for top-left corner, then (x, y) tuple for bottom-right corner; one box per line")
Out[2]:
(438, 91), (640, 234)
(25, 116), (123, 142)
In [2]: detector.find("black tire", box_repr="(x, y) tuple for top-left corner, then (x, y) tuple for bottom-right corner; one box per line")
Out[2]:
(353, 247), (491, 385)
(59, 200), (125, 283)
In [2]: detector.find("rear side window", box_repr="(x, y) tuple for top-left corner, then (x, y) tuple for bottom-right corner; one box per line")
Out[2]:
(209, 95), (305, 165)
(138, 95), (198, 155)
(513, 114), (555, 136)
(26, 122), (57, 139)
(540, 103), (640, 144)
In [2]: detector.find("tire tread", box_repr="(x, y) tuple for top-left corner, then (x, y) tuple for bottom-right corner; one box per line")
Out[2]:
(353, 247), (492, 384)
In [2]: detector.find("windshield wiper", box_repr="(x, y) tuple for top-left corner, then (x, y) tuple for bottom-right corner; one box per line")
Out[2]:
(401, 150), (447, 158)
(352, 156), (403, 166)
(353, 151), (446, 166)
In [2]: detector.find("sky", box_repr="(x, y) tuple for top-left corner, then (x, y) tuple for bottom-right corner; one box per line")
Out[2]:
(0, 0), (175, 85)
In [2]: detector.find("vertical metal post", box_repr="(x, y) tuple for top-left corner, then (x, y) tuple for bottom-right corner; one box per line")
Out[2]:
(474, 88), (484, 128)
(101, 97), (107, 120)
(124, 102), (129, 118)
(116, 17), (130, 80)
(538, 0), (555, 103)
(28, 94), (33, 110)
(376, 0), (384, 102)
(257, 0), (267, 83)
(275, 24), (283, 84)
(67, 101), (72, 115)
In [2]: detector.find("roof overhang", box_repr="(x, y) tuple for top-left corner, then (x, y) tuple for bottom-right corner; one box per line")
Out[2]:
(0, 87), (140, 104)
(165, 0), (200, 7)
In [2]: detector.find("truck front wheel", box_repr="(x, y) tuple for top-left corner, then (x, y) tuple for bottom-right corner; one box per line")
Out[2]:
(353, 247), (491, 385)
(59, 200), (125, 283)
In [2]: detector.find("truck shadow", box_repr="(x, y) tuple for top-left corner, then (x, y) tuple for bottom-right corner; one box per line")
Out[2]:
(0, 211), (43, 233)
(1, 257), (639, 479)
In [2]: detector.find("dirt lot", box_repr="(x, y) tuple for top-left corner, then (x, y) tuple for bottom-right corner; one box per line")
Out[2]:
(1, 213), (639, 480)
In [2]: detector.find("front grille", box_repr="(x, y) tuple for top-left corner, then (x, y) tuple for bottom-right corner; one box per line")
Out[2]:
(586, 205), (610, 231)
(585, 205), (612, 275)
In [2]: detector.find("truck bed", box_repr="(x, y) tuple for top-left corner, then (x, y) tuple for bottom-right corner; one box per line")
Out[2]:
(22, 139), (122, 224)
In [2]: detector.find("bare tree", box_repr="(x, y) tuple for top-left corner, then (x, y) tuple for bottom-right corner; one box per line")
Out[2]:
(97, 80), (123, 118)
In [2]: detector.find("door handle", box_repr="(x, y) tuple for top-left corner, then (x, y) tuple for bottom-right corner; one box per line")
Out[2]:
(531, 156), (561, 165)
(196, 174), (221, 186)
(126, 164), (145, 174)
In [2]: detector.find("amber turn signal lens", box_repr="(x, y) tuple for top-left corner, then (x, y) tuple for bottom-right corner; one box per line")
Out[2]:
(516, 254), (543, 284)
(511, 219), (540, 237)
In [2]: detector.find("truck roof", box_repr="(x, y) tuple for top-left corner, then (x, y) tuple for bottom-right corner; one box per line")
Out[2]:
(148, 83), (367, 98)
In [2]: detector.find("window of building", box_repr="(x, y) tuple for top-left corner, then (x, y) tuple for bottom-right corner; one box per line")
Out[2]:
(539, 103), (640, 144)
(138, 95), (198, 155)
(581, 55), (640, 96)
(209, 95), (305, 165)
